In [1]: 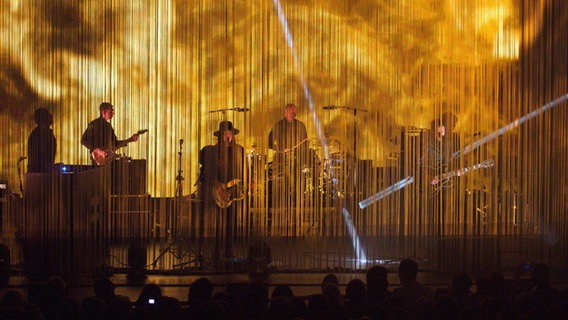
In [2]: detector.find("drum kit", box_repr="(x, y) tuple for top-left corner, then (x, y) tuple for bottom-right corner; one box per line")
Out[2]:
(247, 137), (356, 199)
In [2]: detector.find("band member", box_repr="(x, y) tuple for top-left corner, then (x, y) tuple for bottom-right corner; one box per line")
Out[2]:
(427, 113), (460, 241)
(428, 112), (460, 186)
(27, 107), (56, 173)
(268, 103), (309, 171)
(199, 121), (245, 260)
(81, 102), (139, 165)
(268, 103), (309, 235)
(428, 118), (449, 186)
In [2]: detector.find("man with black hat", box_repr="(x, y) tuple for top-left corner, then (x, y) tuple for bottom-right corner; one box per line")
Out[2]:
(81, 102), (139, 165)
(198, 120), (245, 261)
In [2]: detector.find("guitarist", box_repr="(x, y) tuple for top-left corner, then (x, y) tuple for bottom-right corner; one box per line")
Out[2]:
(198, 121), (245, 261)
(426, 113), (460, 238)
(81, 102), (139, 166)
(427, 113), (461, 188)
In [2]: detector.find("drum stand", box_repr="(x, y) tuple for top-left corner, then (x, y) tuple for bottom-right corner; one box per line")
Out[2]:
(152, 139), (204, 270)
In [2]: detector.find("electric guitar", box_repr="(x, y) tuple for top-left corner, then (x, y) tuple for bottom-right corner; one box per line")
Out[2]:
(213, 179), (244, 208)
(431, 159), (494, 192)
(91, 129), (148, 166)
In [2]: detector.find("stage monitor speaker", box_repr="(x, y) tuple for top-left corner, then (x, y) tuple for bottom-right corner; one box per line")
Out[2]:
(0, 243), (9, 284)
(128, 243), (147, 270)
(127, 243), (148, 281)
(247, 240), (272, 277)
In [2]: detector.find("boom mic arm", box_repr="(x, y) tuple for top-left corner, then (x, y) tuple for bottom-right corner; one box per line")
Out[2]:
(323, 105), (368, 112)
(209, 107), (250, 113)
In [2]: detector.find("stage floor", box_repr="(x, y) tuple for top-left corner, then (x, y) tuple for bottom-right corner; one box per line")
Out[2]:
(3, 240), (568, 303)
(2, 207), (568, 304)
(1, 216), (567, 279)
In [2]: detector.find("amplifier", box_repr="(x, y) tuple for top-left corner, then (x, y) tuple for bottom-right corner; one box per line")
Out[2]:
(111, 159), (147, 195)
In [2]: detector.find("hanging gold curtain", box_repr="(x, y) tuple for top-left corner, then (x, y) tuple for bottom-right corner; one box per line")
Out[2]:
(0, 0), (566, 273)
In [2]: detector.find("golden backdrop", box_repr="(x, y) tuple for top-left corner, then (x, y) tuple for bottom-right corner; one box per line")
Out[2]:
(1, 0), (537, 193)
(0, 0), (566, 251)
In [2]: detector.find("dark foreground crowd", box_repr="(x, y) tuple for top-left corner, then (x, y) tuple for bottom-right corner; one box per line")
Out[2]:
(1, 258), (567, 320)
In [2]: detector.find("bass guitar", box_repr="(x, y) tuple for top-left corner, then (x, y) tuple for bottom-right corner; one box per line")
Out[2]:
(91, 129), (148, 166)
(213, 179), (244, 208)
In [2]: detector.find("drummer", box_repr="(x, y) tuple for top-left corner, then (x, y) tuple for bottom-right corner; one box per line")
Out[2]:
(268, 103), (310, 214)
(268, 103), (309, 174)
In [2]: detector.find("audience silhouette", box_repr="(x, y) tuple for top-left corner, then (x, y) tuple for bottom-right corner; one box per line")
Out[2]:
(2, 260), (568, 319)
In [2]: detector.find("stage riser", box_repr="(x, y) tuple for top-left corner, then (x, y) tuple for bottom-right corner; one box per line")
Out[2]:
(21, 169), (110, 279)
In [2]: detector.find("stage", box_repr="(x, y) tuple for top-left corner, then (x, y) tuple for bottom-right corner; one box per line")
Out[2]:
(2, 170), (568, 305)
(0, 214), (563, 280)
(0, 159), (567, 283)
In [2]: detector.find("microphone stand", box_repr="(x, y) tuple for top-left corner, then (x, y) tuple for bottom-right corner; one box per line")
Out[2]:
(152, 139), (200, 269)
(175, 140), (184, 215)
(322, 106), (367, 158)
(17, 157), (26, 194)
(349, 107), (367, 204)
(323, 106), (368, 194)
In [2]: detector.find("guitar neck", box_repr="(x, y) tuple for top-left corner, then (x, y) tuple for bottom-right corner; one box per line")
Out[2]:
(440, 165), (472, 180)
(435, 161), (492, 185)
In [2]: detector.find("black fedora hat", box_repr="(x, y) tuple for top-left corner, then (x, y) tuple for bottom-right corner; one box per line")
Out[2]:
(214, 121), (240, 137)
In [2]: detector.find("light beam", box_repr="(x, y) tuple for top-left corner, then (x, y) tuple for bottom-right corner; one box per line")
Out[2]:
(342, 208), (367, 268)
(271, 0), (328, 157)
(453, 93), (568, 159)
(358, 176), (415, 209)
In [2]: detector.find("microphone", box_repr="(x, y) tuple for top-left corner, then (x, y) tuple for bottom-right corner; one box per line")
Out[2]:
(179, 139), (184, 145)
(323, 105), (338, 110)
(233, 108), (250, 112)
(18, 156), (27, 163)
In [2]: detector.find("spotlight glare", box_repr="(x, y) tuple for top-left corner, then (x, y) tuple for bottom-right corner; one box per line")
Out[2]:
(359, 176), (414, 209)
(271, 0), (327, 156)
(342, 208), (367, 268)
(453, 93), (568, 159)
